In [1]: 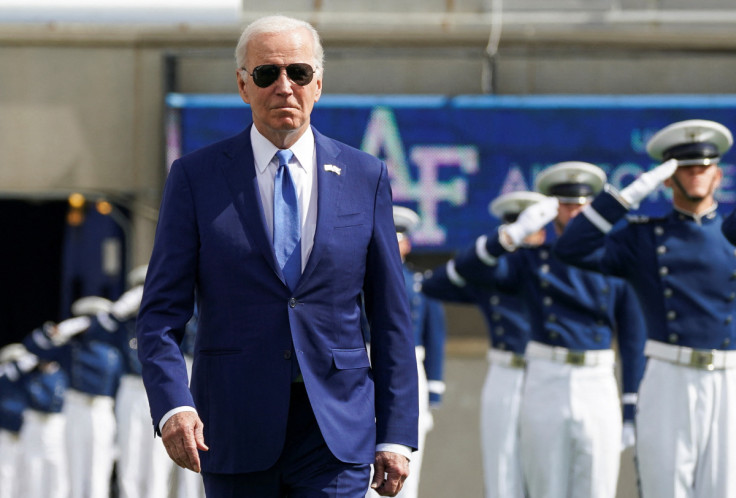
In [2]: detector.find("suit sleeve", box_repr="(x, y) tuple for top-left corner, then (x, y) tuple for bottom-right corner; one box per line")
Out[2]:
(23, 324), (68, 364)
(554, 187), (635, 278)
(362, 162), (419, 450)
(452, 229), (523, 294)
(136, 160), (198, 432)
(421, 260), (481, 305)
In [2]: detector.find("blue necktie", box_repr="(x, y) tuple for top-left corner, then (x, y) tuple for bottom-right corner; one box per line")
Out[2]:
(273, 149), (301, 290)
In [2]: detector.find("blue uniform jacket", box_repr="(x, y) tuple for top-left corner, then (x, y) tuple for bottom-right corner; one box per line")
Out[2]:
(555, 191), (736, 352)
(115, 318), (143, 377)
(403, 265), (446, 406)
(22, 364), (68, 414)
(0, 367), (27, 433)
(421, 260), (530, 356)
(452, 230), (648, 410)
(24, 316), (123, 398)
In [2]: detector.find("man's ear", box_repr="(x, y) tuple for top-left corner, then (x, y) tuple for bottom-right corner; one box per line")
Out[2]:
(715, 166), (724, 188)
(314, 76), (322, 102)
(237, 70), (250, 104)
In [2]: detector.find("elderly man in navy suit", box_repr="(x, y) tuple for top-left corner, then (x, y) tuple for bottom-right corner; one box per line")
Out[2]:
(136, 14), (418, 498)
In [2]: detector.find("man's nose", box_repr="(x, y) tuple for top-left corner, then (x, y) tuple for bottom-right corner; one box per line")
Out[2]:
(273, 68), (294, 91)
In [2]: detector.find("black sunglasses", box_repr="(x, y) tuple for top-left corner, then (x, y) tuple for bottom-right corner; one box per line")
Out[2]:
(242, 63), (315, 88)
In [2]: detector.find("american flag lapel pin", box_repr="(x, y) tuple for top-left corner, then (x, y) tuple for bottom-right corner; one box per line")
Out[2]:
(323, 164), (341, 175)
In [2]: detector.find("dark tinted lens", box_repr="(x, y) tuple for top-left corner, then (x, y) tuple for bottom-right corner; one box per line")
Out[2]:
(251, 65), (281, 88)
(285, 63), (314, 85)
(250, 63), (315, 88)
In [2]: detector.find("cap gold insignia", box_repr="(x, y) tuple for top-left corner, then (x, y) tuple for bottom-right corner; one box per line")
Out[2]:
(685, 129), (702, 142)
(324, 164), (341, 175)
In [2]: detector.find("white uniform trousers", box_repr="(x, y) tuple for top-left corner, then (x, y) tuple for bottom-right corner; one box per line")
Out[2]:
(116, 374), (174, 498)
(367, 346), (432, 498)
(481, 350), (526, 498)
(0, 429), (22, 498)
(520, 344), (621, 498)
(65, 389), (116, 498)
(636, 357), (736, 498)
(177, 467), (206, 498)
(20, 410), (69, 498)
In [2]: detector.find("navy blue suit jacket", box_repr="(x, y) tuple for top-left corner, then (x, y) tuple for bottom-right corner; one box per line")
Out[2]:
(137, 125), (418, 474)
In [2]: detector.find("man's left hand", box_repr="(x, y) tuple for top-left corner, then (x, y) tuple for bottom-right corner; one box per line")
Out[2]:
(370, 451), (410, 497)
(161, 411), (208, 472)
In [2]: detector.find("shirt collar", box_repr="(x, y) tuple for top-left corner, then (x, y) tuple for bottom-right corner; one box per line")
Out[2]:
(250, 125), (315, 174)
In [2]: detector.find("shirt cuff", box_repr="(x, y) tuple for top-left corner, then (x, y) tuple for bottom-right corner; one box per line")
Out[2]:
(376, 443), (412, 460)
(159, 406), (198, 433)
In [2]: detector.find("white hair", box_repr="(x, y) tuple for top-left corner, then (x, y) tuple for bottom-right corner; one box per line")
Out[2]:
(234, 15), (324, 73)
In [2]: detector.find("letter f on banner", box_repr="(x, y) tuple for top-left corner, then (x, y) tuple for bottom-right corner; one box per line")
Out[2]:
(361, 106), (479, 246)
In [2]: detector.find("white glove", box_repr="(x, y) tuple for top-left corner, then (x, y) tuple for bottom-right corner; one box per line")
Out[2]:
(53, 316), (92, 345)
(621, 421), (636, 451)
(619, 159), (678, 208)
(15, 351), (39, 373)
(111, 286), (144, 321)
(502, 196), (559, 249)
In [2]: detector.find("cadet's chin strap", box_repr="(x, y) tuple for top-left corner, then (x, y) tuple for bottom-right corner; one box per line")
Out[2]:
(670, 174), (705, 203)
(671, 168), (724, 204)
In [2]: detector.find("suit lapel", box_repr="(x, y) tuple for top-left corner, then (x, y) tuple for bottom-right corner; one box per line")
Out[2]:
(299, 131), (343, 285)
(219, 126), (282, 281)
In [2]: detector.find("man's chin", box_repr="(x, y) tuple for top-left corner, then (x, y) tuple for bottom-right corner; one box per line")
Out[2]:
(273, 120), (307, 134)
(267, 113), (298, 126)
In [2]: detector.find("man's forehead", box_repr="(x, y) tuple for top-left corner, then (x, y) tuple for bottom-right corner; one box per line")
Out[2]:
(248, 30), (311, 56)
(675, 162), (718, 171)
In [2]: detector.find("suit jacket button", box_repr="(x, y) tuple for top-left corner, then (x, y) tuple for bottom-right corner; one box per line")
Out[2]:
(289, 298), (297, 308)
(284, 350), (292, 359)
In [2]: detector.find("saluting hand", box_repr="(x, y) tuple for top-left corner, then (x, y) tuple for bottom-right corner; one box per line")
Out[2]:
(502, 196), (559, 250)
(371, 451), (410, 497)
(619, 158), (678, 208)
(161, 411), (209, 472)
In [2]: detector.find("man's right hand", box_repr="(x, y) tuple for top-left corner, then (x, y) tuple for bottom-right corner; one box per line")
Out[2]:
(161, 411), (209, 472)
(619, 158), (678, 208)
(51, 316), (92, 345)
(502, 196), (559, 249)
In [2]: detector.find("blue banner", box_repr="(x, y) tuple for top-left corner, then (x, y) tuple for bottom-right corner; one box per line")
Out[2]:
(166, 94), (736, 253)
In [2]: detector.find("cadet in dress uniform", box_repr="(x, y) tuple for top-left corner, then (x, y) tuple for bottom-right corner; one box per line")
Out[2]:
(451, 162), (647, 498)
(0, 343), (30, 498)
(16, 340), (70, 498)
(421, 191), (544, 498)
(555, 119), (736, 498)
(113, 266), (175, 498)
(23, 297), (124, 498)
(367, 206), (447, 498)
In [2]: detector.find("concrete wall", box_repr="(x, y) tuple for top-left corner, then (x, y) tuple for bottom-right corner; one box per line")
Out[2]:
(2, 5), (736, 281)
